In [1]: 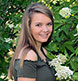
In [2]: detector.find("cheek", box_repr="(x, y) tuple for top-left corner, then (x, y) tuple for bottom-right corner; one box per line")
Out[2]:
(49, 27), (53, 33)
(31, 29), (38, 38)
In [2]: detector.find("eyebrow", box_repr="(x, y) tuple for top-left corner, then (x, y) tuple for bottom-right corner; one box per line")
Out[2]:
(35, 21), (52, 24)
(47, 21), (52, 23)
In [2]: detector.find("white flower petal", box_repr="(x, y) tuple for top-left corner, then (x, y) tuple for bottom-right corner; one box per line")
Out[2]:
(59, 7), (71, 18)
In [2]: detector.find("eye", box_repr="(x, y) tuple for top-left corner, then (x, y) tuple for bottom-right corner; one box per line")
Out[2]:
(47, 22), (52, 26)
(35, 23), (41, 27)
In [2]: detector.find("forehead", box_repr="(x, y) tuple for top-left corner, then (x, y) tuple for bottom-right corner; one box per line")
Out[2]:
(31, 13), (52, 23)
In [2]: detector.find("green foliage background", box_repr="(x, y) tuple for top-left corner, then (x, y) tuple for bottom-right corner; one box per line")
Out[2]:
(0, 0), (78, 81)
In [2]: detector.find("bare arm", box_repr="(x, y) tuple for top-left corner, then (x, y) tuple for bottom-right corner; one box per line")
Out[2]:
(18, 77), (36, 81)
(17, 50), (37, 81)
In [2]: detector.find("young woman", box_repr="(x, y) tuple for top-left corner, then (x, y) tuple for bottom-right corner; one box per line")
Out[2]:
(8, 3), (56, 81)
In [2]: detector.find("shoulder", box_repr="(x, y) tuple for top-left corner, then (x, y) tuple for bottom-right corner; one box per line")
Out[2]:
(24, 50), (38, 61)
(42, 47), (48, 55)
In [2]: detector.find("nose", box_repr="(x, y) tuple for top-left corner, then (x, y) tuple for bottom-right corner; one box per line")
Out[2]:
(42, 26), (48, 32)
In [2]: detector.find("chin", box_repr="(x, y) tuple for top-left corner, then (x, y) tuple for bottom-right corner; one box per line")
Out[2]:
(41, 39), (48, 43)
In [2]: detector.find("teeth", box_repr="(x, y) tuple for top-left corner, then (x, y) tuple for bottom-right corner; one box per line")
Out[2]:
(40, 34), (48, 36)
(39, 34), (48, 38)
(40, 34), (48, 35)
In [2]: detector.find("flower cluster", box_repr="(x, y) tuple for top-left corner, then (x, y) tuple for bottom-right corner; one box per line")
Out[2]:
(59, 7), (71, 18)
(4, 38), (12, 43)
(49, 54), (73, 80)
(8, 23), (14, 28)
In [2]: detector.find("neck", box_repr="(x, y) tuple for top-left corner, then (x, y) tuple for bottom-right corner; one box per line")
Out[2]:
(36, 42), (42, 51)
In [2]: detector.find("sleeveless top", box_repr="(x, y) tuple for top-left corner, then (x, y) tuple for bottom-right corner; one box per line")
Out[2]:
(13, 48), (56, 81)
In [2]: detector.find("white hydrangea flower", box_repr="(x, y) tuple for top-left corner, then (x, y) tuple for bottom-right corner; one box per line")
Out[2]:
(49, 58), (60, 67)
(49, 54), (73, 80)
(55, 65), (73, 80)
(59, 7), (71, 18)
(56, 54), (67, 64)
(8, 23), (14, 28)
(49, 54), (67, 66)
(4, 38), (12, 43)
(76, 24), (78, 33)
(0, 73), (5, 79)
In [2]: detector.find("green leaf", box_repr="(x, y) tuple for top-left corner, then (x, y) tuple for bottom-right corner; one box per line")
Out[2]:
(64, 41), (74, 52)
(75, 56), (78, 62)
(64, 41), (73, 45)
(70, 57), (78, 71)
(75, 48), (78, 56)
(64, 49), (69, 57)
(60, 32), (67, 41)
(72, 72), (78, 80)
(47, 43), (59, 52)
(59, 44), (66, 52)
(47, 53), (56, 60)
(71, 6), (78, 13)
(54, 23), (62, 30)
(74, 15), (78, 19)
(0, 78), (4, 81)
(65, 45), (74, 52)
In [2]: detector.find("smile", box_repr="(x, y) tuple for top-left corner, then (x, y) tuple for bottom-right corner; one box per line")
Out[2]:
(39, 34), (49, 38)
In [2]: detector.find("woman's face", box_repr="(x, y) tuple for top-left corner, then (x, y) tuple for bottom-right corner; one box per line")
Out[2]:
(30, 13), (53, 44)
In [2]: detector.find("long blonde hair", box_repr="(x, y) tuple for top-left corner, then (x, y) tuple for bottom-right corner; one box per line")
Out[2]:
(8, 3), (54, 79)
